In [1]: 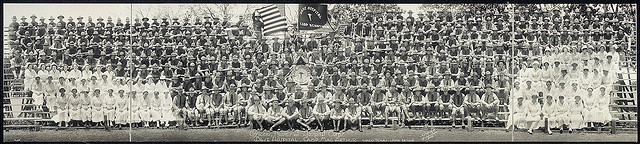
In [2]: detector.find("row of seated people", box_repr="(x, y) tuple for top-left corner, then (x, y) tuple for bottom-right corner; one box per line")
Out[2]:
(7, 4), (633, 50)
(505, 83), (611, 135)
(27, 67), (508, 131)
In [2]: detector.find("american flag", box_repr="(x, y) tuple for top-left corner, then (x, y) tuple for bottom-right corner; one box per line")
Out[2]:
(255, 4), (287, 36)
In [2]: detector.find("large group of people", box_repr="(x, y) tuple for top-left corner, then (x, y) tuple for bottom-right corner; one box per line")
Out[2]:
(5, 4), (635, 133)
(506, 47), (622, 134)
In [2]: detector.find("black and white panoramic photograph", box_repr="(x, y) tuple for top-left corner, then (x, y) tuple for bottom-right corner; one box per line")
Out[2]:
(2, 3), (638, 142)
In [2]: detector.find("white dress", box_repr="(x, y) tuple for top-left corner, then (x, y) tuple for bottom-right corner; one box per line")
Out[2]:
(31, 82), (45, 106)
(506, 102), (527, 129)
(130, 97), (142, 123)
(161, 95), (176, 121)
(525, 101), (542, 129)
(24, 69), (36, 91)
(150, 97), (162, 121)
(568, 100), (584, 129)
(115, 95), (129, 124)
(103, 95), (117, 121)
(91, 95), (104, 122)
(51, 95), (68, 123)
(541, 102), (557, 128)
(68, 95), (82, 121)
(139, 97), (152, 122)
(554, 102), (570, 127)
(594, 91), (612, 124)
(582, 93), (597, 123)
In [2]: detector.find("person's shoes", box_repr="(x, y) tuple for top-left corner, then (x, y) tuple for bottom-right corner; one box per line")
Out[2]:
(569, 129), (573, 133)
(548, 131), (553, 135)
(359, 128), (363, 132)
(559, 129), (563, 134)
(528, 130), (533, 135)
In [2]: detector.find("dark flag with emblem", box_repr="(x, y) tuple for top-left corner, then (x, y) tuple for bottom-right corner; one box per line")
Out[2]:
(298, 4), (329, 30)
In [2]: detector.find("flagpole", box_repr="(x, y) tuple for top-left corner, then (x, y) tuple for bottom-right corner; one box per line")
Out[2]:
(284, 4), (287, 43)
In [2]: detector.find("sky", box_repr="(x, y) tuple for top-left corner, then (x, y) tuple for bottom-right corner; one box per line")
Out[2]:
(4, 3), (423, 27)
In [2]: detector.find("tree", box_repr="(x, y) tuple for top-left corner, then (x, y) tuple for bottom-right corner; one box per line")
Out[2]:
(328, 4), (403, 25)
(132, 4), (262, 20)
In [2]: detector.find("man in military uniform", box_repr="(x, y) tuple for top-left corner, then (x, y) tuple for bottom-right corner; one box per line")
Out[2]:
(282, 98), (311, 131)
(312, 98), (331, 132)
(371, 86), (386, 123)
(266, 99), (286, 131)
(450, 86), (467, 128)
(480, 86), (500, 121)
(465, 86), (482, 121)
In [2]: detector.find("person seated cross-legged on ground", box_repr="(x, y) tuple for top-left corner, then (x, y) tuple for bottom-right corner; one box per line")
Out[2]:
(299, 98), (317, 130)
(313, 99), (331, 132)
(247, 96), (267, 131)
(282, 98), (311, 131)
(344, 98), (362, 132)
(265, 99), (286, 132)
